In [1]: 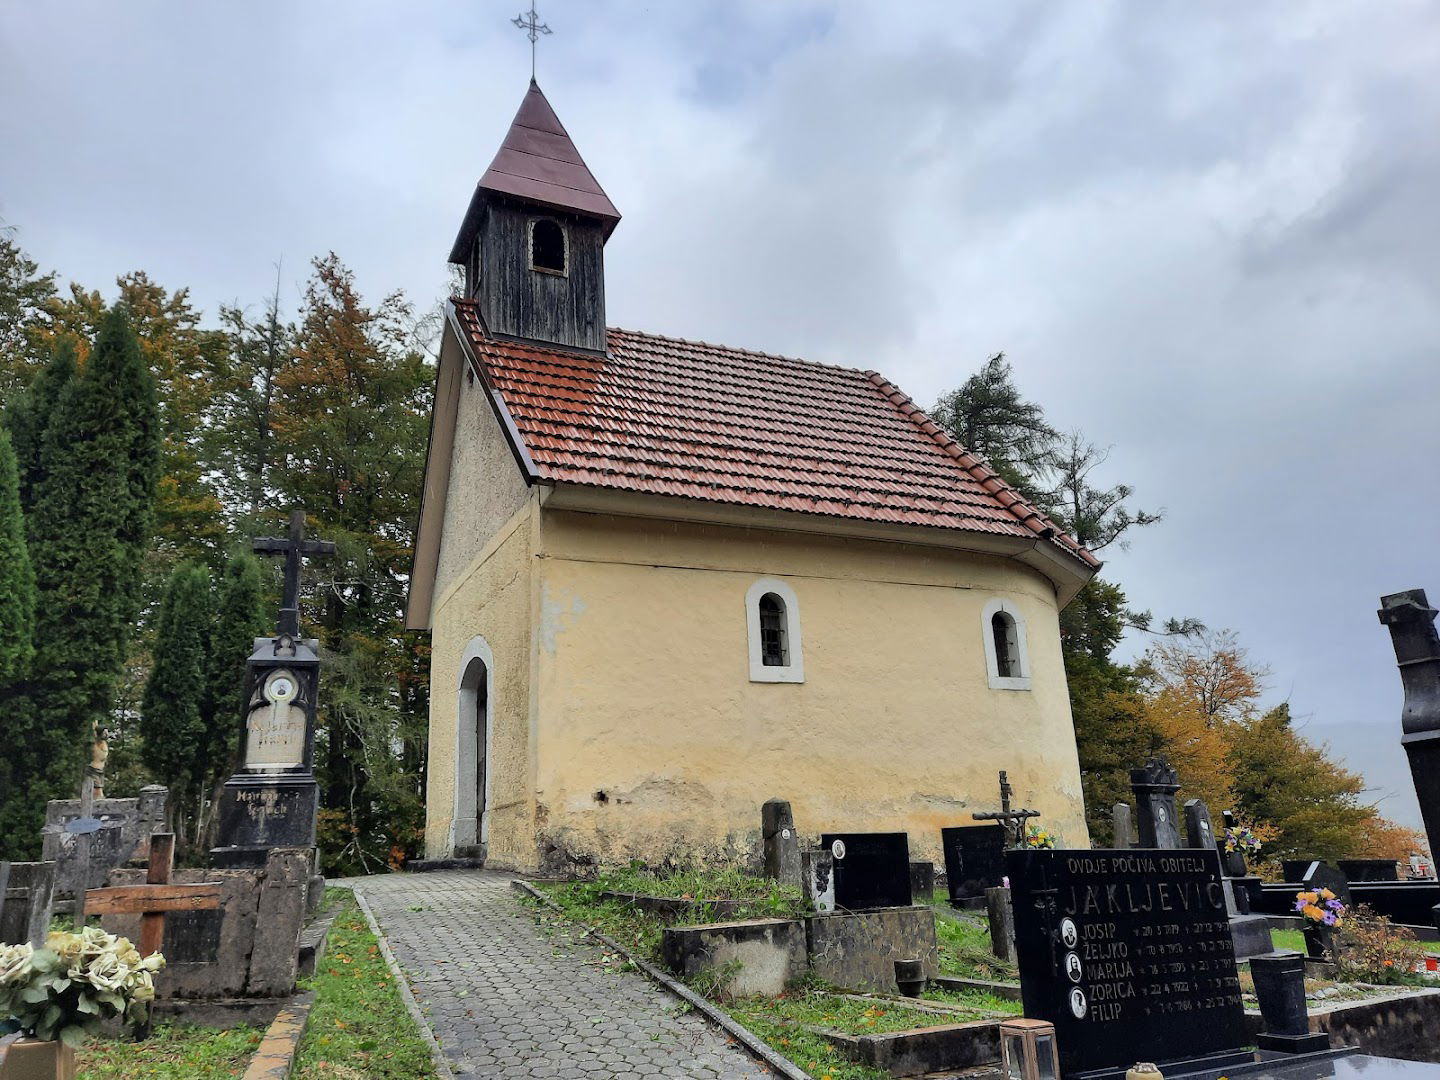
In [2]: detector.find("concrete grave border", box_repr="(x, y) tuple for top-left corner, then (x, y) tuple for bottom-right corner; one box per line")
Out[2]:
(240, 991), (315, 1080)
(511, 878), (812, 1080)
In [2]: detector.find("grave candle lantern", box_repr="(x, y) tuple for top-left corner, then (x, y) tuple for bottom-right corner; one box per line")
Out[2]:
(999, 1018), (1060, 1080)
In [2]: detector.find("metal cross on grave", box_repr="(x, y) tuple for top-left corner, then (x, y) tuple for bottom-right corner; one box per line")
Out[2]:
(253, 510), (336, 641)
(971, 769), (1041, 848)
(84, 834), (221, 957)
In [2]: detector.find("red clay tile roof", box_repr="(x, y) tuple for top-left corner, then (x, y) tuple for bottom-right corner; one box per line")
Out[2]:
(451, 300), (1098, 570)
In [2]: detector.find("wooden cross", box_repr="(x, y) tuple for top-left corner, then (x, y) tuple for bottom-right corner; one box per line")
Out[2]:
(253, 509), (335, 641)
(84, 834), (221, 956)
(972, 769), (1041, 847)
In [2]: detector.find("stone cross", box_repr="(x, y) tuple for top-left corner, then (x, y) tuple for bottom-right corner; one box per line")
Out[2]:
(85, 834), (221, 955)
(253, 509), (336, 641)
(972, 770), (1041, 847)
(65, 767), (104, 924)
(1130, 757), (1181, 848)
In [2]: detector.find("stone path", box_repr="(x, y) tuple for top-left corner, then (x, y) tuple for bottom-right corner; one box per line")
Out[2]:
(352, 870), (773, 1078)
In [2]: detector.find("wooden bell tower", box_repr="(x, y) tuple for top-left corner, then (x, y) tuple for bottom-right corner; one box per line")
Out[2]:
(449, 81), (620, 354)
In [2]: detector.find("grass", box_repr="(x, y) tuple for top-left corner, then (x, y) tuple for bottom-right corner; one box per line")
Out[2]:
(1271, 928), (1306, 953)
(293, 892), (438, 1079)
(74, 1022), (263, 1079)
(932, 908), (1018, 982)
(536, 865), (810, 965)
(68, 889), (436, 1080)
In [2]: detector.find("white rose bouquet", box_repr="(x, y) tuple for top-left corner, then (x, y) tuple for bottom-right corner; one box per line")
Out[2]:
(0, 927), (165, 1047)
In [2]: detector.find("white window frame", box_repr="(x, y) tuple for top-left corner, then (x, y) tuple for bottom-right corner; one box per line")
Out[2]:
(982, 597), (1031, 691)
(746, 578), (804, 683)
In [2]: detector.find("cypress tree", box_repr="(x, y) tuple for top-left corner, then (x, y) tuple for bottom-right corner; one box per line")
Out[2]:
(203, 552), (269, 780)
(141, 563), (213, 826)
(0, 427), (35, 683)
(0, 305), (160, 857)
(5, 339), (76, 519)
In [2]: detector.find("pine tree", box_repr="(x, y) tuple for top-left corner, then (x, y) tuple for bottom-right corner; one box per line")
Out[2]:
(0, 224), (58, 398)
(0, 427), (35, 684)
(0, 305), (161, 857)
(141, 564), (213, 817)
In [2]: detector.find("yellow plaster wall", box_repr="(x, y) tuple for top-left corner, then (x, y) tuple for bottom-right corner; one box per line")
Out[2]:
(528, 511), (1090, 871)
(424, 502), (538, 866)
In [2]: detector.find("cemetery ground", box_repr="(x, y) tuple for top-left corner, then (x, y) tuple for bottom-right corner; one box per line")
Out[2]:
(532, 866), (1025, 1079)
(63, 889), (436, 1079)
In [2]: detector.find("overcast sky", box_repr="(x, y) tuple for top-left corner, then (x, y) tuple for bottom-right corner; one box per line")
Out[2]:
(3, 1), (1438, 830)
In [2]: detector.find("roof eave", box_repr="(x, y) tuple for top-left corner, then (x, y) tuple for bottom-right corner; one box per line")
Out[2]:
(539, 482), (1098, 605)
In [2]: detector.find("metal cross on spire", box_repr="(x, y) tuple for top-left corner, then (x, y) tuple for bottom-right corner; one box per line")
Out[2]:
(512, 2), (552, 80)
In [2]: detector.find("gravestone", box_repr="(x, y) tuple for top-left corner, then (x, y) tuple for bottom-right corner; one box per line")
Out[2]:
(941, 824), (1006, 908)
(819, 832), (912, 910)
(41, 784), (167, 905)
(1131, 757), (1181, 848)
(1112, 803), (1134, 849)
(1281, 860), (1315, 883)
(1185, 800), (1271, 959)
(909, 861), (934, 900)
(1251, 953), (1330, 1053)
(761, 799), (801, 890)
(212, 511), (333, 868)
(802, 848), (835, 913)
(1183, 799), (1216, 851)
(1338, 859), (1399, 883)
(1378, 590), (1440, 859)
(0, 862), (55, 946)
(1006, 847), (1248, 1079)
(1300, 861), (1352, 906)
(986, 886), (1015, 962)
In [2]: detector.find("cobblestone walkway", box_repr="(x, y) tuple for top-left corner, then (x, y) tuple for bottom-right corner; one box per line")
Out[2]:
(352, 870), (773, 1078)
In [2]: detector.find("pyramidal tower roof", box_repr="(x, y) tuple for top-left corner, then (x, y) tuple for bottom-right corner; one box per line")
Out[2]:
(449, 80), (621, 263)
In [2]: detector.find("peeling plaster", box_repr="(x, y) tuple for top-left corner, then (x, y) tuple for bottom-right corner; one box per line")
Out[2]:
(539, 583), (587, 655)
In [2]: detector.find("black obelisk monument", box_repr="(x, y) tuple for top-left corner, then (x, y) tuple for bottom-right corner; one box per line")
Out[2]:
(211, 510), (336, 868)
(1378, 589), (1440, 859)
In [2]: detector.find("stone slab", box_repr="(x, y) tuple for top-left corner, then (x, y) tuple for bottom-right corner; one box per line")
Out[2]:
(834, 1018), (1000, 1077)
(661, 917), (807, 999)
(806, 906), (939, 994)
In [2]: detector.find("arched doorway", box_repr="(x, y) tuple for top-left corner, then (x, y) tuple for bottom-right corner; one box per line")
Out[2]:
(454, 637), (493, 855)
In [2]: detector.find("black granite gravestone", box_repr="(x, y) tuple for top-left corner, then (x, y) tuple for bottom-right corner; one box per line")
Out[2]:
(942, 824), (1006, 907)
(1338, 859), (1399, 883)
(1131, 758), (1182, 848)
(1300, 861), (1353, 906)
(820, 832), (912, 910)
(1006, 847), (1248, 1080)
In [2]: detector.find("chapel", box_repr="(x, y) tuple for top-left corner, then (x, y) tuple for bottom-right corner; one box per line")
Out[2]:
(407, 81), (1100, 873)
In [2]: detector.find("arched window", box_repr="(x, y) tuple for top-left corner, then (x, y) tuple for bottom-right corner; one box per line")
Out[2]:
(746, 578), (804, 683)
(981, 598), (1031, 691)
(529, 218), (567, 275)
(759, 593), (788, 667)
(991, 611), (1018, 678)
